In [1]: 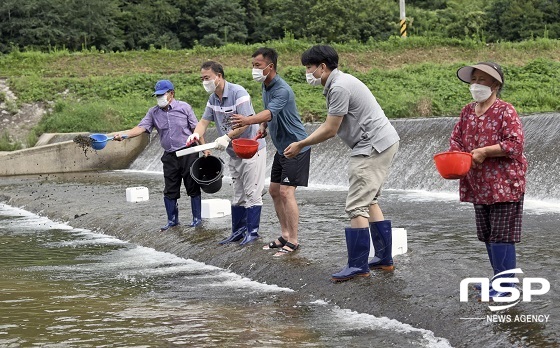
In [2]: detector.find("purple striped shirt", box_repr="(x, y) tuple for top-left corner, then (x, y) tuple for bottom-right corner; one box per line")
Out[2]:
(138, 99), (198, 152)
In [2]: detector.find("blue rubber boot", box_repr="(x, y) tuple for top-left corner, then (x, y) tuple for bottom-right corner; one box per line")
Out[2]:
(161, 197), (179, 231)
(189, 195), (202, 227)
(488, 243), (517, 299)
(367, 220), (394, 271)
(219, 205), (247, 244)
(332, 227), (371, 282)
(240, 205), (262, 246)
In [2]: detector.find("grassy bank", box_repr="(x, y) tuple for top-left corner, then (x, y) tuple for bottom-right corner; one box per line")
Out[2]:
(0, 36), (559, 149)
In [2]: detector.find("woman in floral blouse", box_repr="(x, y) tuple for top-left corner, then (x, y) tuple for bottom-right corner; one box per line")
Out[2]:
(449, 62), (527, 300)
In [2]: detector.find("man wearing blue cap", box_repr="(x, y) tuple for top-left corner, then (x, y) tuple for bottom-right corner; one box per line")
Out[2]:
(114, 80), (205, 230)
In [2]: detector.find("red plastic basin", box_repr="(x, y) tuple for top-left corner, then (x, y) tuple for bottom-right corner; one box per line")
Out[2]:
(433, 151), (473, 179)
(232, 138), (259, 159)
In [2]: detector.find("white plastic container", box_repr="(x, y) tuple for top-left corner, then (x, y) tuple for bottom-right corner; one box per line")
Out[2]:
(391, 228), (408, 256)
(126, 187), (149, 202)
(201, 199), (231, 219)
(368, 227), (408, 257)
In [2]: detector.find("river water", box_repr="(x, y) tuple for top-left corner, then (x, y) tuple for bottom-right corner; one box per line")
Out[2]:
(1, 113), (560, 347)
(0, 203), (450, 347)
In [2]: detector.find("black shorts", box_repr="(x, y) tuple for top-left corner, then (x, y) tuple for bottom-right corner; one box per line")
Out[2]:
(270, 149), (310, 187)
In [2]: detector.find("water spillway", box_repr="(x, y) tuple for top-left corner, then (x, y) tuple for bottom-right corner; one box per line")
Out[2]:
(129, 113), (560, 201)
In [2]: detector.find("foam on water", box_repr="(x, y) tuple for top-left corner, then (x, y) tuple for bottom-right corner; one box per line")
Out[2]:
(0, 203), (73, 231)
(1, 204), (294, 293)
(203, 272), (294, 292)
(310, 300), (453, 348)
(383, 189), (560, 214)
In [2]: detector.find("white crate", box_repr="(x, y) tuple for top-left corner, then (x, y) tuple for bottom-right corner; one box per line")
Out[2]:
(368, 227), (408, 257)
(126, 187), (149, 202)
(201, 199), (231, 219)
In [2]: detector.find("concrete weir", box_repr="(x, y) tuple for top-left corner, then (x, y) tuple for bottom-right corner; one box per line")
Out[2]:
(0, 172), (456, 346)
(3, 114), (560, 346)
(0, 132), (149, 176)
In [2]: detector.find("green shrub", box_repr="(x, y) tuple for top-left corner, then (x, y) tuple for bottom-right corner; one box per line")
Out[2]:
(0, 131), (23, 151)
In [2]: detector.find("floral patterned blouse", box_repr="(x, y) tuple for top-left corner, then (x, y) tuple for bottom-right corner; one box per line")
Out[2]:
(449, 99), (527, 204)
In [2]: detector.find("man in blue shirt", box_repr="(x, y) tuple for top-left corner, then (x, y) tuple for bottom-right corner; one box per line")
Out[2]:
(115, 80), (204, 230)
(231, 47), (310, 257)
(188, 61), (267, 246)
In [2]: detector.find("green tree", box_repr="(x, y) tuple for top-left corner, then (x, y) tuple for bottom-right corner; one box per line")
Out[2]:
(117, 0), (182, 50)
(260, 0), (316, 41)
(173, 0), (206, 48)
(306, 0), (397, 43)
(407, 0), (448, 10)
(407, 0), (489, 40)
(241, 0), (266, 43)
(486, 0), (555, 41)
(534, 0), (560, 38)
(443, 1), (488, 40)
(197, 0), (248, 46)
(61, 0), (124, 51)
(0, 0), (66, 52)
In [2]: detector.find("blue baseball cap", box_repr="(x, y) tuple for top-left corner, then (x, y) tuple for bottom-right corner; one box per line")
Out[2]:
(153, 80), (174, 96)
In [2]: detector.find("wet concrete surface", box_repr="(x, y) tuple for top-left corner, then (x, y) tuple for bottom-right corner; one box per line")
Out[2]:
(1, 171), (558, 348)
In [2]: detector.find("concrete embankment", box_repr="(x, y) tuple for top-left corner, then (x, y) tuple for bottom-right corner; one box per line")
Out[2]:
(0, 132), (149, 176)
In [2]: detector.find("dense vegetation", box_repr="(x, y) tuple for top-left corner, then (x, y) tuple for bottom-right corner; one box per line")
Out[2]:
(0, 0), (559, 151)
(0, 0), (558, 53)
(1, 36), (559, 151)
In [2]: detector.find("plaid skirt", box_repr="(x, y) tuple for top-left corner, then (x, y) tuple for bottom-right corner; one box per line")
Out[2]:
(473, 196), (524, 243)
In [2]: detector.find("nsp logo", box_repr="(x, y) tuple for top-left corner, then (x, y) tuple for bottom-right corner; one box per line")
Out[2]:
(460, 268), (550, 311)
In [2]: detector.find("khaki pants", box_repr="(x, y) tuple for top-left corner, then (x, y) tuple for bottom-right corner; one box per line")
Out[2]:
(345, 142), (399, 219)
(229, 147), (267, 207)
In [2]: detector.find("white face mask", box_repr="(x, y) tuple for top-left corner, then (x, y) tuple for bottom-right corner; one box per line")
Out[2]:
(203, 79), (218, 94)
(306, 65), (323, 86)
(469, 84), (493, 103)
(252, 65), (271, 83)
(157, 93), (169, 108)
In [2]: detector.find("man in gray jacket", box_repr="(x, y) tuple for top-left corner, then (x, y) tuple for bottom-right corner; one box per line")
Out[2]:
(284, 45), (400, 282)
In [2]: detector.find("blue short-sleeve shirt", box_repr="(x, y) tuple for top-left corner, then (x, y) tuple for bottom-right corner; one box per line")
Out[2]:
(262, 75), (309, 155)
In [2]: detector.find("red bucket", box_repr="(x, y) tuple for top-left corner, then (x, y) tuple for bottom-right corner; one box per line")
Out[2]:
(232, 138), (259, 159)
(433, 151), (473, 179)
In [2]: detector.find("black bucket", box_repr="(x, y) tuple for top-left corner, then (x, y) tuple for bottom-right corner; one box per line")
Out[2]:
(190, 155), (224, 194)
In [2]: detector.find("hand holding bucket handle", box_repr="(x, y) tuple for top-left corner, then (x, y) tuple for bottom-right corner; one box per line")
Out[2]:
(256, 125), (267, 139)
(186, 132), (200, 147)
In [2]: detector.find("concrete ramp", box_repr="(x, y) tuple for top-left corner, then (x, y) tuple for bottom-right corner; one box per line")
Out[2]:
(0, 133), (149, 176)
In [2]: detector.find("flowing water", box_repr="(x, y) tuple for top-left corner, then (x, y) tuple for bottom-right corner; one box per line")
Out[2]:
(0, 204), (450, 347)
(2, 113), (560, 347)
(129, 113), (560, 201)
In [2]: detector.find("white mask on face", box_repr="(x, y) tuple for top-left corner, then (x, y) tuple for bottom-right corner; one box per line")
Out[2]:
(157, 93), (169, 108)
(469, 84), (493, 103)
(252, 64), (271, 83)
(203, 78), (218, 94)
(306, 65), (323, 86)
